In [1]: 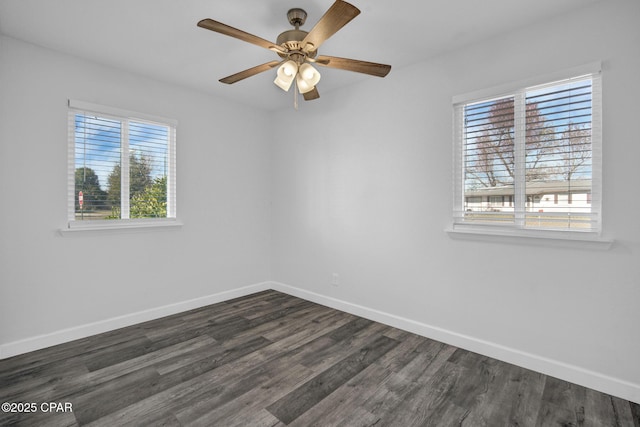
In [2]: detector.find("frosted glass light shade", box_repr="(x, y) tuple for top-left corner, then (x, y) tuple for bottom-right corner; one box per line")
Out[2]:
(296, 63), (321, 93)
(299, 63), (320, 84)
(296, 75), (313, 93)
(274, 60), (298, 91)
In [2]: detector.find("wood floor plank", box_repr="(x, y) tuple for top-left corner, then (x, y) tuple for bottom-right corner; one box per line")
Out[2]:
(287, 361), (393, 427)
(240, 294), (311, 320)
(83, 339), (276, 425)
(2, 336), (215, 408)
(504, 364), (547, 426)
(259, 313), (356, 358)
(585, 387), (619, 425)
(220, 303), (333, 349)
(182, 363), (316, 426)
(362, 341), (465, 424)
(299, 321), (390, 371)
(0, 407), (78, 427)
(0, 358), (90, 401)
(457, 361), (540, 426)
(631, 401), (640, 427)
(446, 352), (501, 411)
(71, 366), (162, 425)
(266, 334), (399, 424)
(85, 321), (349, 425)
(616, 399), (637, 427)
(380, 360), (467, 426)
(536, 375), (588, 427)
(159, 335), (272, 384)
(392, 338), (456, 384)
(374, 332), (432, 373)
(171, 359), (281, 424)
(214, 408), (282, 427)
(1, 290), (637, 427)
(0, 325), (144, 378)
(260, 306), (354, 343)
(173, 340), (319, 423)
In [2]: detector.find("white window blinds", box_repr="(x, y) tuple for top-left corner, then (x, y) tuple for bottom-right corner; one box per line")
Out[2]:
(453, 65), (602, 234)
(67, 100), (177, 225)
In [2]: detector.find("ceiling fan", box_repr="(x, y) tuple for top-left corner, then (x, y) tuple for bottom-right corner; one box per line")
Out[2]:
(197, 0), (391, 102)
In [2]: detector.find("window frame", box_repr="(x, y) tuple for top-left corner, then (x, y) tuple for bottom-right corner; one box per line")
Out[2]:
(65, 100), (179, 232)
(450, 63), (610, 246)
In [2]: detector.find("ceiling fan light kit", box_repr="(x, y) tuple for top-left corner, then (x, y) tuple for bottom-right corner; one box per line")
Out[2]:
(197, 0), (391, 106)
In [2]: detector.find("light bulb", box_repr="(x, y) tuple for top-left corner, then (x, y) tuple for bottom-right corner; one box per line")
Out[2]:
(300, 64), (316, 80)
(282, 61), (297, 77)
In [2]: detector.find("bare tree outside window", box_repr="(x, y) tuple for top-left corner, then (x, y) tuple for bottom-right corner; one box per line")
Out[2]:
(457, 75), (598, 231)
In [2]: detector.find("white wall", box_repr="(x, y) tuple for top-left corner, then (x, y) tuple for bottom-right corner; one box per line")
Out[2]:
(1, 0), (639, 404)
(271, 0), (640, 401)
(0, 36), (272, 350)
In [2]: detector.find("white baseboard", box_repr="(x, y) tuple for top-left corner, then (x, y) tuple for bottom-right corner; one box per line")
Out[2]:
(2, 280), (638, 404)
(0, 281), (271, 360)
(270, 281), (640, 405)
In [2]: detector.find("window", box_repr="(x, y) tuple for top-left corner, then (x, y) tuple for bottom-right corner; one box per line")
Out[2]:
(67, 100), (177, 229)
(453, 64), (602, 236)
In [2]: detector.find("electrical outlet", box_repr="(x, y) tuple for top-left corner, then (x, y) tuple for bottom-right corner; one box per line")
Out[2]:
(331, 273), (340, 286)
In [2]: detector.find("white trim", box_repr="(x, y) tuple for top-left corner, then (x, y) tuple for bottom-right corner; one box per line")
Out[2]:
(68, 99), (178, 127)
(0, 282), (271, 359)
(120, 120), (130, 219)
(166, 126), (177, 218)
(66, 110), (76, 221)
(446, 226), (613, 250)
(514, 91), (526, 228)
(61, 218), (183, 234)
(452, 61), (602, 105)
(270, 281), (639, 405)
(2, 281), (637, 404)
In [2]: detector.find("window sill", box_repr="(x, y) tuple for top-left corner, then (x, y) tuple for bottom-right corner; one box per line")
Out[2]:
(59, 218), (183, 235)
(446, 225), (613, 250)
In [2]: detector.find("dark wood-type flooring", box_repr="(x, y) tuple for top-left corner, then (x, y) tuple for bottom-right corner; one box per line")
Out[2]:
(1, 290), (638, 426)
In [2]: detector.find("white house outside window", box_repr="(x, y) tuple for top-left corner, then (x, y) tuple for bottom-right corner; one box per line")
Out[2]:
(452, 64), (602, 238)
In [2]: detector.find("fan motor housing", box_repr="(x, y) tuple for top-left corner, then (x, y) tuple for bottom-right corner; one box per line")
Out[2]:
(276, 29), (308, 46)
(275, 8), (317, 60)
(276, 29), (317, 59)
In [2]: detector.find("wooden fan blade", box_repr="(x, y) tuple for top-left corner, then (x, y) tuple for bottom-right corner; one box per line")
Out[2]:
(301, 0), (360, 50)
(219, 61), (282, 84)
(303, 87), (320, 101)
(315, 55), (391, 77)
(197, 19), (283, 52)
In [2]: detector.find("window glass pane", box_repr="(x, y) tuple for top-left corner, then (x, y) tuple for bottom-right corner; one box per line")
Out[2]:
(74, 114), (121, 220)
(524, 78), (592, 229)
(463, 96), (515, 224)
(128, 121), (169, 218)
(73, 115), (171, 221)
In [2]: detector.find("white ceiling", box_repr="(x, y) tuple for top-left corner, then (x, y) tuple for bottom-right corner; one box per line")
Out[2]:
(0, 0), (602, 111)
